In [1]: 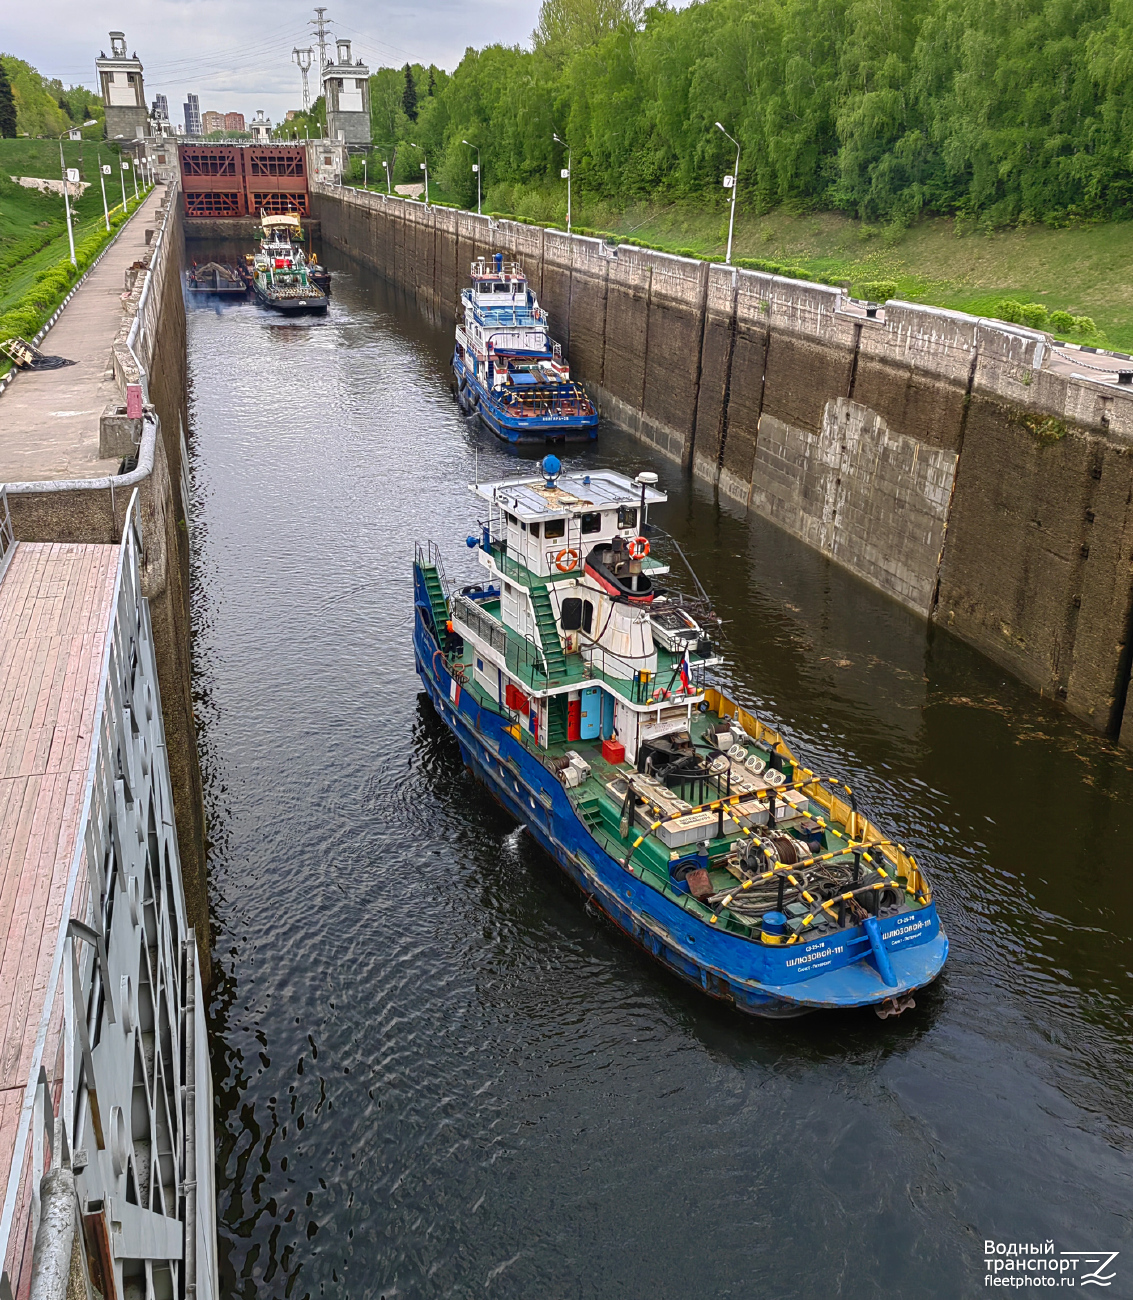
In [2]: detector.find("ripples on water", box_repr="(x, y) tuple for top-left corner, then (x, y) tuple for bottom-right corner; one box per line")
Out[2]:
(187, 253), (1133, 1299)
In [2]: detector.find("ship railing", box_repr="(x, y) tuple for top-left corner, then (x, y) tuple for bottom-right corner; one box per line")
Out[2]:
(489, 544), (536, 588)
(451, 593), (549, 683)
(700, 685), (933, 904)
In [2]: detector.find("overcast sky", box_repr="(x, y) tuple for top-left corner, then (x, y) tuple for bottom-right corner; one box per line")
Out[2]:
(8, 0), (539, 124)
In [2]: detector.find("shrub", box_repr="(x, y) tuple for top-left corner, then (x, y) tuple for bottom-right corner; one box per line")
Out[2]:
(1073, 315), (1097, 336)
(1019, 302), (1049, 329)
(0, 305), (46, 339)
(1048, 310), (1075, 335)
(858, 279), (897, 302)
(993, 299), (1024, 324)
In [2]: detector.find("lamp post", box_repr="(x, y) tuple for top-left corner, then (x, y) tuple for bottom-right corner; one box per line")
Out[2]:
(119, 157), (129, 211)
(411, 144), (428, 204)
(57, 123), (95, 266)
(463, 139), (481, 215)
(98, 151), (111, 231)
(130, 155), (139, 201)
(552, 132), (571, 234)
(715, 121), (740, 265)
(382, 159), (391, 194)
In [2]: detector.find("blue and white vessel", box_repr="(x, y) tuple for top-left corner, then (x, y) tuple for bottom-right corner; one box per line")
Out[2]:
(453, 255), (599, 443)
(414, 456), (948, 1019)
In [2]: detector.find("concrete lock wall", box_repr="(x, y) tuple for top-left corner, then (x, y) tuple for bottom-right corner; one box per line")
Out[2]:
(311, 184), (1133, 749)
(4, 191), (211, 977)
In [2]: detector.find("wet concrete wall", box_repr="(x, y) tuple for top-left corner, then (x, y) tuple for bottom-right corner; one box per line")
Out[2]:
(312, 185), (1133, 748)
(5, 191), (211, 976)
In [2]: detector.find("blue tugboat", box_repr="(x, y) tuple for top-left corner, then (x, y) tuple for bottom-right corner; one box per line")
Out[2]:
(452, 255), (599, 443)
(414, 457), (948, 1018)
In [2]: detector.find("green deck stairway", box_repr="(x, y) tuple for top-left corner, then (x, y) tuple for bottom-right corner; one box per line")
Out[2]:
(420, 565), (449, 639)
(529, 583), (567, 680)
(547, 694), (569, 745)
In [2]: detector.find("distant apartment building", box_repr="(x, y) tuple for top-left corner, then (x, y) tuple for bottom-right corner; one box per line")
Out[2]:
(183, 92), (201, 135)
(224, 111), (246, 133)
(201, 110), (224, 135)
(152, 93), (169, 121)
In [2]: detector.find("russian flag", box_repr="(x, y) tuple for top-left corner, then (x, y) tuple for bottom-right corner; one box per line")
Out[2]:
(679, 648), (691, 695)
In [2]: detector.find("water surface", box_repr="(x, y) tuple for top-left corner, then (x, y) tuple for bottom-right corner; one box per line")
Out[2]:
(187, 253), (1133, 1299)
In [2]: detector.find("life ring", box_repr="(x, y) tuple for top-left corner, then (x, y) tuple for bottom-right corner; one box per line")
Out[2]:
(555, 548), (580, 572)
(628, 536), (649, 560)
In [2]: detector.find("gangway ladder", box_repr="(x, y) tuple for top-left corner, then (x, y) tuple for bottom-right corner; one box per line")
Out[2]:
(420, 565), (450, 641)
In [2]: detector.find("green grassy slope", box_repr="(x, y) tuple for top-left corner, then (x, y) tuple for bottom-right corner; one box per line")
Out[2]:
(607, 203), (1133, 348)
(484, 187), (1133, 352)
(0, 138), (130, 312)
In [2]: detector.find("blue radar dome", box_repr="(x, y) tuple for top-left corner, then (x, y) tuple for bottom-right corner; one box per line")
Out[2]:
(542, 454), (562, 485)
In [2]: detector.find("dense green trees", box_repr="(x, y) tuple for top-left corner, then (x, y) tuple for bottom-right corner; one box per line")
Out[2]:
(374, 0), (1133, 224)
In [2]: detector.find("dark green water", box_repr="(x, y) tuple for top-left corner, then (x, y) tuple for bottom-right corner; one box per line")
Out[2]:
(186, 248), (1133, 1299)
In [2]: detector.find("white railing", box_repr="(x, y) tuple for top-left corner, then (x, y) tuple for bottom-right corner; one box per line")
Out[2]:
(0, 489), (14, 585)
(0, 489), (217, 1300)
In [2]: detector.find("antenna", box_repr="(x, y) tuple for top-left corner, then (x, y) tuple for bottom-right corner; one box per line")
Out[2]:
(309, 7), (332, 70)
(293, 47), (314, 112)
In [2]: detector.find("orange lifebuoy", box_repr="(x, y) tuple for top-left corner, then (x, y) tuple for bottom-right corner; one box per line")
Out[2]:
(555, 548), (580, 572)
(628, 536), (650, 560)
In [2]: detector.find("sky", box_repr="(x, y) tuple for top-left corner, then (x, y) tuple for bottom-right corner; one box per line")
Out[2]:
(6, 0), (539, 125)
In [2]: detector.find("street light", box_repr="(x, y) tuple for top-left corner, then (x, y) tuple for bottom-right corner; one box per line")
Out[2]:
(382, 159), (391, 194)
(715, 121), (740, 265)
(552, 132), (571, 234)
(97, 151), (111, 231)
(462, 139), (481, 215)
(411, 144), (428, 204)
(363, 158), (368, 189)
(57, 122), (97, 266)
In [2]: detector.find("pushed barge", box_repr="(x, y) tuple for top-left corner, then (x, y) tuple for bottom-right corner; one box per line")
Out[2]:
(414, 457), (947, 1018)
(453, 255), (598, 443)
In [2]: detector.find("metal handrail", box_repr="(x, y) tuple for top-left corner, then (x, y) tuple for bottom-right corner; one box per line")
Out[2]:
(0, 488), (15, 586)
(450, 593), (549, 682)
(0, 491), (142, 1290)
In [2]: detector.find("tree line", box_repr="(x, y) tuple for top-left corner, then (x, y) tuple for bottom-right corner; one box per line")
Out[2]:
(345, 0), (1133, 226)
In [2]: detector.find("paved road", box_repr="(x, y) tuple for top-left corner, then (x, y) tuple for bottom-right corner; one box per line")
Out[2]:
(0, 187), (162, 484)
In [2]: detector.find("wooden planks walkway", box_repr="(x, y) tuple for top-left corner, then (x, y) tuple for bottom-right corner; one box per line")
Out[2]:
(0, 541), (117, 1210)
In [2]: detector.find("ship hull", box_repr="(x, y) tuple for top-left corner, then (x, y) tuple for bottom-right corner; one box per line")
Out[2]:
(413, 608), (947, 1018)
(454, 353), (598, 443)
(251, 280), (328, 314)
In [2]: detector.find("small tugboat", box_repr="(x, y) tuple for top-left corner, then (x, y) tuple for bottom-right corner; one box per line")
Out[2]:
(453, 255), (598, 443)
(185, 260), (248, 298)
(246, 212), (328, 314)
(414, 457), (948, 1018)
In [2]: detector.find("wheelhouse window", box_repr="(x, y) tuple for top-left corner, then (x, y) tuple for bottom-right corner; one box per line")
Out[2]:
(617, 506), (638, 530)
(544, 518), (566, 540)
(530, 522), (541, 538)
(580, 511), (602, 535)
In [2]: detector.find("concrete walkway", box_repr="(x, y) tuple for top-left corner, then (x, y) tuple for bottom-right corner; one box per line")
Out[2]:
(0, 187), (163, 484)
